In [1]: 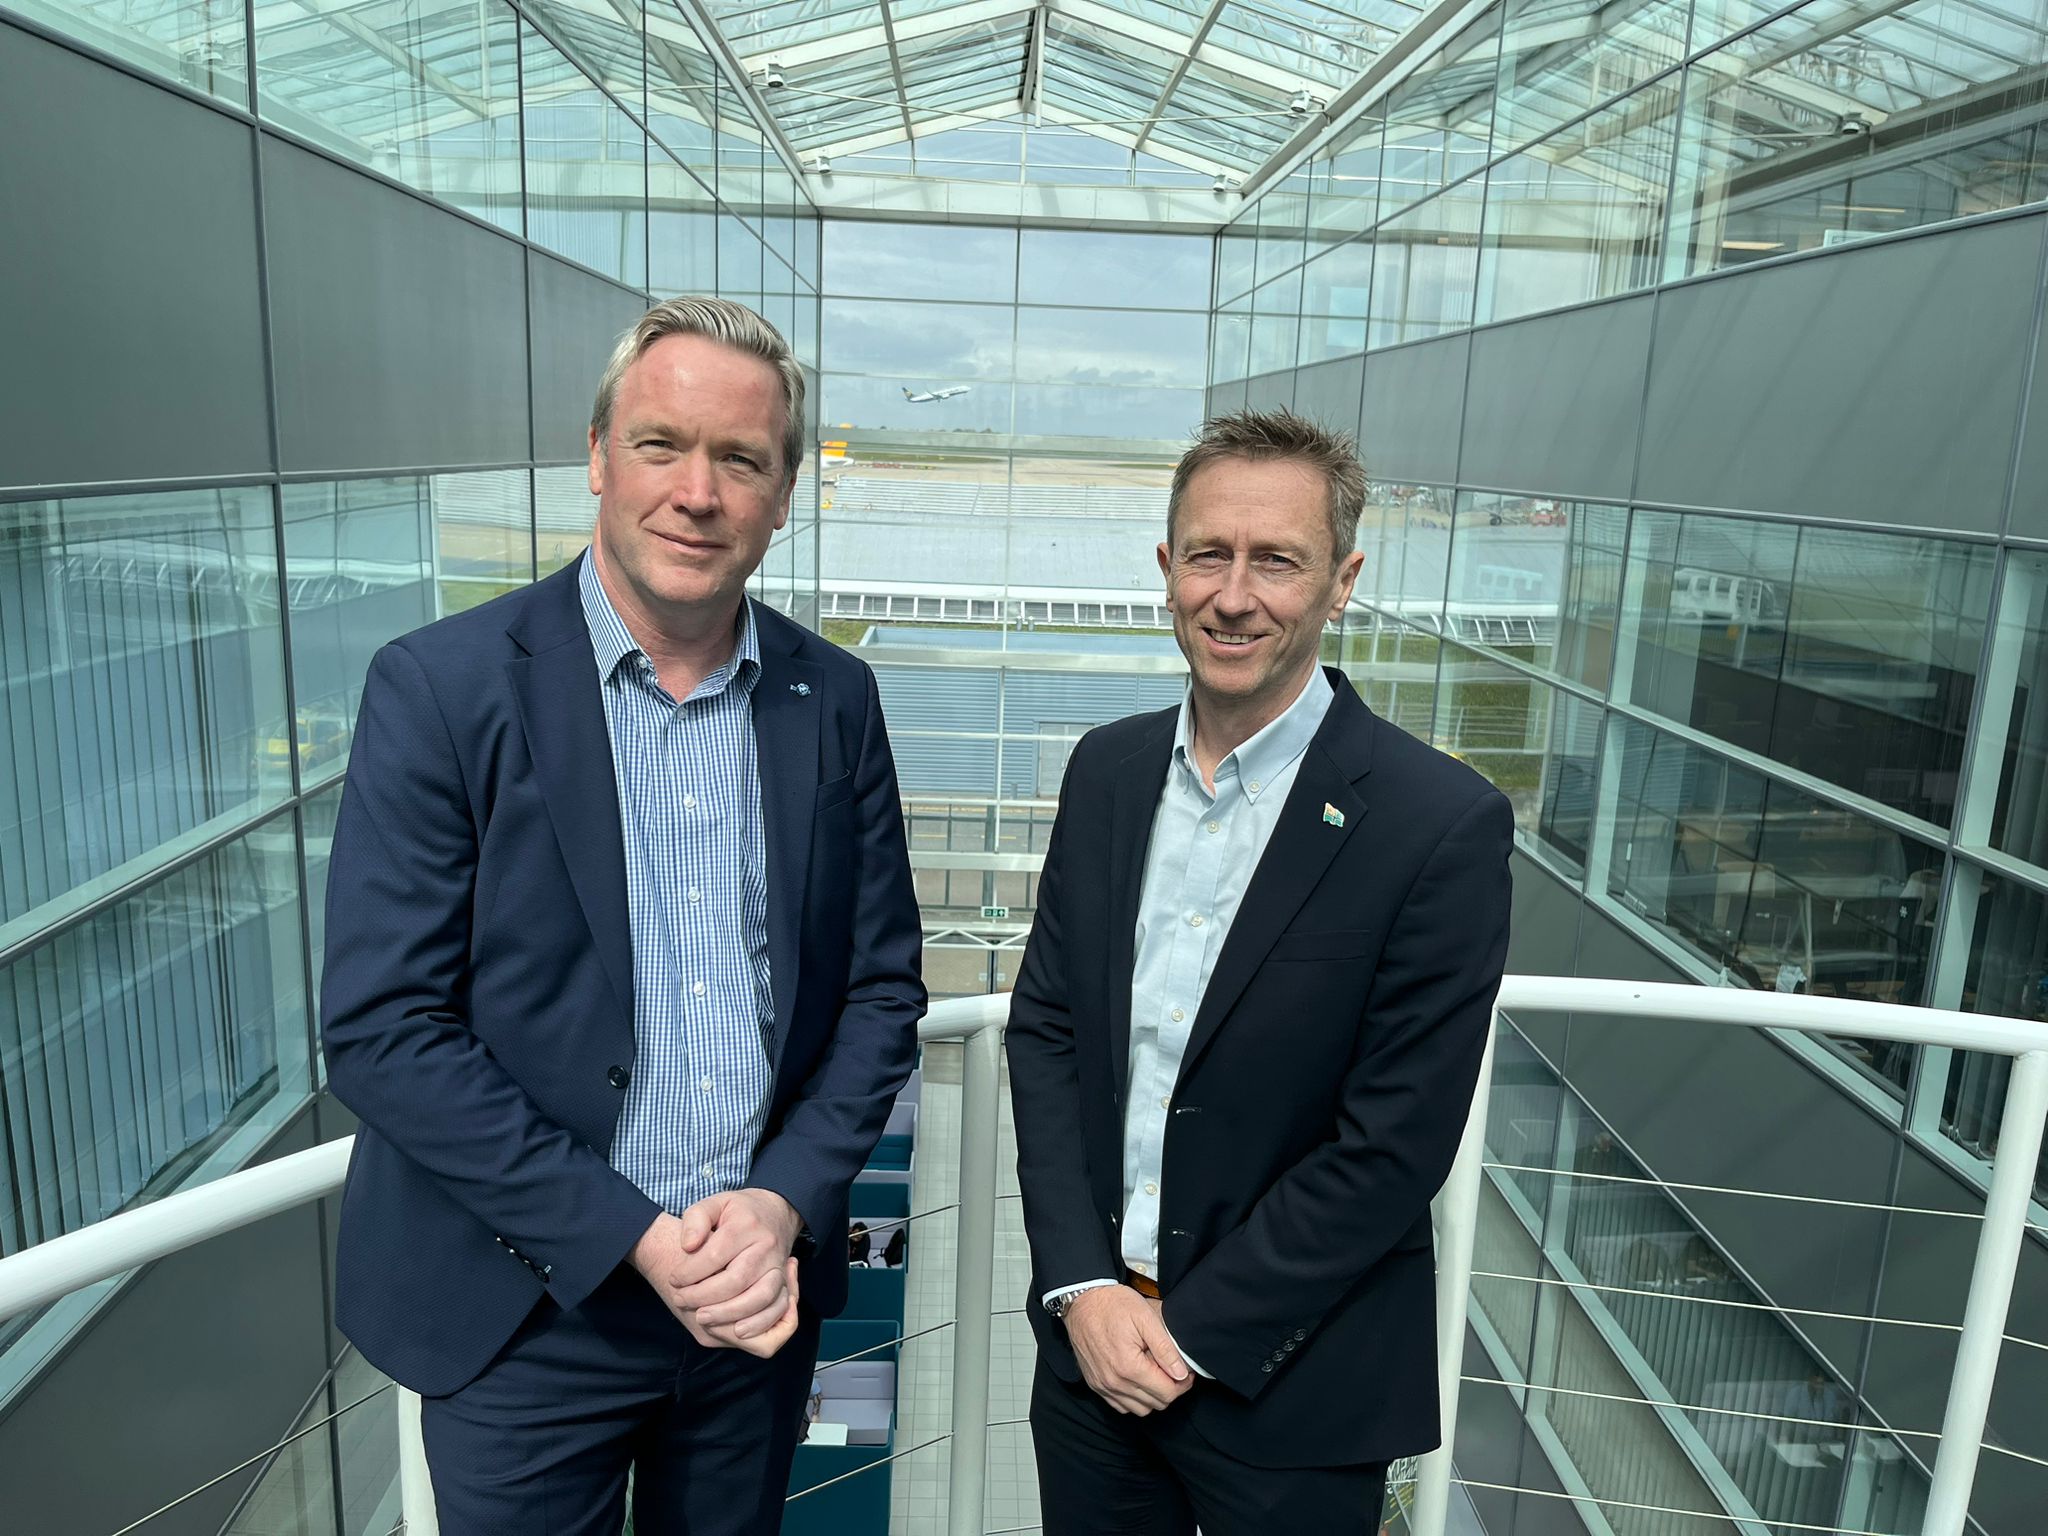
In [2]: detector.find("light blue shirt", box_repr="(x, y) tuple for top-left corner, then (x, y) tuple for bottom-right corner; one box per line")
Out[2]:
(1043, 665), (1335, 1356)
(580, 553), (775, 1215)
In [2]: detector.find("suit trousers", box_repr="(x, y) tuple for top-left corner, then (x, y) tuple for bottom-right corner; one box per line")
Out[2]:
(419, 1267), (820, 1536)
(1030, 1362), (1390, 1536)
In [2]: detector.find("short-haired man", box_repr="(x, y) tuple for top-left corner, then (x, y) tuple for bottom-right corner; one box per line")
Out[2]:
(1008, 408), (1513, 1533)
(322, 298), (926, 1533)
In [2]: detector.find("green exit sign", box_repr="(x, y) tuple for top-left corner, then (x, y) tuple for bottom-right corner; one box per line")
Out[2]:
(981, 905), (1010, 920)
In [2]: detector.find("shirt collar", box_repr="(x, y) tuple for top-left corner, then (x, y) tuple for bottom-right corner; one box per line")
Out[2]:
(1172, 665), (1335, 800)
(578, 548), (760, 698)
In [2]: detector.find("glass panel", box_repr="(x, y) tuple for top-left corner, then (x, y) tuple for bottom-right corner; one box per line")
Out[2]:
(280, 479), (435, 779)
(1306, 112), (1385, 247)
(0, 819), (309, 1263)
(1624, 511), (1992, 828)
(17, 0), (246, 105)
(1298, 238), (1371, 365)
(1216, 230), (1258, 304)
(1491, 0), (1690, 155)
(1018, 231), (1211, 309)
(523, 23), (647, 287)
(1210, 300), (1253, 386)
(1448, 493), (1627, 694)
(1668, 0), (2048, 276)
(302, 781), (343, 1041)
(1603, 716), (1939, 1091)
(1368, 184), (1483, 346)
(821, 298), (1015, 381)
(0, 489), (288, 934)
(1015, 308), (1207, 387)
(1973, 552), (2048, 867)
(1013, 384), (1203, 440)
(823, 222), (1019, 302)
(718, 214), (764, 311)
(650, 154), (719, 297)
(1434, 644), (1600, 877)
(536, 465), (595, 577)
(1944, 866), (2048, 1204)
(820, 375), (1014, 435)
(1477, 87), (1679, 323)
(255, 0), (523, 234)
(647, 6), (720, 194)
(1249, 268), (1303, 378)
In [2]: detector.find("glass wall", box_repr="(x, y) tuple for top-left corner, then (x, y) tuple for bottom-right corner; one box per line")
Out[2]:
(1216, 0), (2048, 367)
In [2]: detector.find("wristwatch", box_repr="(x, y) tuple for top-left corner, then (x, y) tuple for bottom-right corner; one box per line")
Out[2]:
(1043, 1290), (1078, 1320)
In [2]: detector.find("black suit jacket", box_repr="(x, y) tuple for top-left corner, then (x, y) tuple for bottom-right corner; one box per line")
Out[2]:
(1007, 671), (1512, 1467)
(321, 559), (926, 1395)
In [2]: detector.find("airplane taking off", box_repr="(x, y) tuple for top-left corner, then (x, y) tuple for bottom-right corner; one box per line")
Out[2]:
(902, 384), (973, 402)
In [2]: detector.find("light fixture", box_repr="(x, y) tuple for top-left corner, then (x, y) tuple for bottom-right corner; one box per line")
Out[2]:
(1836, 111), (1870, 136)
(1721, 239), (1786, 252)
(808, 155), (833, 174)
(1288, 88), (1323, 117)
(1213, 173), (1241, 193)
(762, 60), (786, 89)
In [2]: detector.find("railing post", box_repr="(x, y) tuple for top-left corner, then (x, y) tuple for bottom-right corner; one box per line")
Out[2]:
(398, 1386), (439, 1536)
(1921, 1048), (2048, 1536)
(947, 1018), (1003, 1536)
(1412, 1008), (1499, 1536)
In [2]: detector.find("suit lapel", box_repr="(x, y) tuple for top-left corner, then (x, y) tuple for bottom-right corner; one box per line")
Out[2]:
(507, 566), (634, 1025)
(1106, 716), (1175, 1102)
(1175, 678), (1376, 1088)
(752, 611), (821, 1065)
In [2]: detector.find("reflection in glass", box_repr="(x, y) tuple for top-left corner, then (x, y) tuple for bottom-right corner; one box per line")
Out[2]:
(1447, 493), (1625, 692)
(1667, 0), (2048, 275)
(1433, 645), (1600, 877)
(1625, 512), (1991, 827)
(537, 466), (595, 576)
(0, 489), (288, 931)
(1210, 302), (1252, 386)
(1490, 0), (1689, 155)
(1368, 184), (1483, 346)
(1975, 553), (2048, 869)
(256, 0), (522, 233)
(24, 0), (246, 104)
(1298, 239), (1371, 365)
(1603, 717), (1938, 1093)
(523, 23), (647, 286)
(0, 821), (308, 1260)
(1945, 865), (2048, 1204)
(280, 480), (436, 778)
(1306, 113), (1385, 248)
(1477, 88), (1677, 322)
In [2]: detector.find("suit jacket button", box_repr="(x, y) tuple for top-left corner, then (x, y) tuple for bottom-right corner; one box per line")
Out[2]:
(1261, 1362), (1275, 1373)
(608, 1065), (630, 1089)
(1293, 1329), (1307, 1341)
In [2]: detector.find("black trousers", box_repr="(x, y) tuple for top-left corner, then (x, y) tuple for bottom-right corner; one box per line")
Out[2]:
(419, 1267), (820, 1536)
(1030, 1361), (1390, 1536)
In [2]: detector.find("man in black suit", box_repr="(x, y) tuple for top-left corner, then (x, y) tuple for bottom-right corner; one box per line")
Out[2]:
(1007, 408), (1512, 1534)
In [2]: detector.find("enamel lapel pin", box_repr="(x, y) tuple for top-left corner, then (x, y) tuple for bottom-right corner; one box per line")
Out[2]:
(1322, 802), (1345, 828)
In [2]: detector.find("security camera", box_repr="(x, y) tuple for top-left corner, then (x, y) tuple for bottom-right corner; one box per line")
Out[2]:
(1213, 173), (1240, 193)
(808, 155), (832, 174)
(763, 60), (786, 89)
(1837, 111), (1870, 136)
(1289, 88), (1323, 117)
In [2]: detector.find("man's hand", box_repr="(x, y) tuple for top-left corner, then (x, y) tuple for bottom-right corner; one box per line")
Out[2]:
(1062, 1286), (1192, 1415)
(629, 1191), (806, 1358)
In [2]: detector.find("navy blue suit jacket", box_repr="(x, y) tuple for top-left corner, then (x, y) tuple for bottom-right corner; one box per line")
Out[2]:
(321, 560), (926, 1396)
(1007, 674), (1511, 1467)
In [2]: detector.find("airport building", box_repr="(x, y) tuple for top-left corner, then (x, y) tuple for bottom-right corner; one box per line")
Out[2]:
(2, 0), (2047, 1530)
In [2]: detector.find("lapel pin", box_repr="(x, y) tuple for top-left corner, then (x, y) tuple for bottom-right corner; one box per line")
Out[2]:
(1322, 803), (1345, 828)
(790, 682), (811, 696)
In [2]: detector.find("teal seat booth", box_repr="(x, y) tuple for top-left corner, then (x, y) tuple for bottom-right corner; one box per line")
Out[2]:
(781, 1318), (899, 1536)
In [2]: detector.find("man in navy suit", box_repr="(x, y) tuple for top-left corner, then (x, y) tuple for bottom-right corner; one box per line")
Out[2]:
(322, 297), (925, 1534)
(1008, 409), (1512, 1533)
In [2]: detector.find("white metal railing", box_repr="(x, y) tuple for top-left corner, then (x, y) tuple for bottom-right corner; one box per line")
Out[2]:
(0, 982), (2041, 1536)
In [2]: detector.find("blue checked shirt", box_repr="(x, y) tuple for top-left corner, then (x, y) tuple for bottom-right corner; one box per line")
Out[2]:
(580, 554), (775, 1215)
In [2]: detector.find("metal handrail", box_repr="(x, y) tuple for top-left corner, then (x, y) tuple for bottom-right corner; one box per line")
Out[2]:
(0, 981), (2041, 1536)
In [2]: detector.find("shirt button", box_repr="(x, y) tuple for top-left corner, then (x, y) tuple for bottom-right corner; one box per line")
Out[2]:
(1249, 780), (1262, 793)
(1132, 1261), (1150, 1275)
(693, 980), (707, 997)
(684, 793), (697, 810)
(1188, 914), (1203, 928)
(1205, 820), (1220, 834)
(700, 1075), (714, 1092)
(1161, 1095), (1171, 1109)
(701, 1163), (715, 1178)
(1144, 1181), (1158, 1196)
(689, 886), (701, 902)
(1170, 1007), (1184, 1022)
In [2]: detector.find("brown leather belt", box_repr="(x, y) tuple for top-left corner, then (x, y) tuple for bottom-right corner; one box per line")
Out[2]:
(1124, 1268), (1161, 1300)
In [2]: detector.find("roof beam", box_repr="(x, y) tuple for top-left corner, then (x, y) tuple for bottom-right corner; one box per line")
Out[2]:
(1127, 0), (1232, 156)
(279, 0), (490, 118)
(666, 0), (813, 182)
(876, 0), (923, 150)
(745, 0), (1034, 73)
(1022, 2), (1048, 120)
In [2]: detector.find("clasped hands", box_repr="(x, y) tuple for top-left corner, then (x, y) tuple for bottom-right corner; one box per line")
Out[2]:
(630, 1188), (804, 1359)
(1063, 1286), (1192, 1416)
